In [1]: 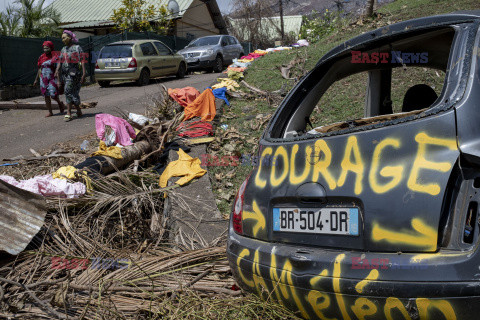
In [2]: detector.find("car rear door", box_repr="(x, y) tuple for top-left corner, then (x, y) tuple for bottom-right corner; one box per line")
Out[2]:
(139, 42), (161, 77)
(153, 41), (178, 75)
(243, 26), (471, 254)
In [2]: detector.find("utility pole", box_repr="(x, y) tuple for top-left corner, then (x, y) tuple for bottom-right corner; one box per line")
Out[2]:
(279, 0), (285, 42)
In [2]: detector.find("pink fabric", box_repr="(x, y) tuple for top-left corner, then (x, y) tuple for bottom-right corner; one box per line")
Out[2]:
(241, 53), (263, 60)
(95, 114), (136, 146)
(0, 175), (86, 199)
(63, 30), (78, 43)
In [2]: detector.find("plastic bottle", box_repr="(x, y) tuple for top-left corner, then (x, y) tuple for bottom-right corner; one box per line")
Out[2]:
(80, 140), (89, 151)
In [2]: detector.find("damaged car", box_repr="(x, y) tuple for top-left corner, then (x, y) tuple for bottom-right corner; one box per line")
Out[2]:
(227, 10), (480, 320)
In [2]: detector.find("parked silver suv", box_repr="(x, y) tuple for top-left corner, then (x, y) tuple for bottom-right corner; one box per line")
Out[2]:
(177, 35), (244, 73)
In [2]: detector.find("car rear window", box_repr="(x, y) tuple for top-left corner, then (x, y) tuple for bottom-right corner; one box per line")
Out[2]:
(272, 27), (458, 139)
(99, 45), (132, 59)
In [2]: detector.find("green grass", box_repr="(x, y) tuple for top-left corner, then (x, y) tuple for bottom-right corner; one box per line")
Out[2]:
(244, 0), (479, 93)
(209, 98), (272, 217)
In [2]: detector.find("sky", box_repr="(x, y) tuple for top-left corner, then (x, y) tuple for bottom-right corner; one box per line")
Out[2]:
(0, 0), (234, 14)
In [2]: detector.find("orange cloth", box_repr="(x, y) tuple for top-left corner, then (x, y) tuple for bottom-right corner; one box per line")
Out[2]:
(168, 87), (200, 107)
(227, 67), (246, 73)
(184, 88), (216, 122)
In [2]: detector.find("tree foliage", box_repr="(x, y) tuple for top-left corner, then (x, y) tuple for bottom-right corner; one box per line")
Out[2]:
(111, 0), (173, 34)
(0, 0), (61, 37)
(299, 9), (347, 43)
(228, 0), (296, 49)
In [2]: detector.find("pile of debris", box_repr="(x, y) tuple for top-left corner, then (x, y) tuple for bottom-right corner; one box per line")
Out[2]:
(0, 84), (252, 319)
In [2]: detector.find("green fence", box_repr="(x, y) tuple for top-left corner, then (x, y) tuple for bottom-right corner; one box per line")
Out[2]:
(0, 31), (192, 86)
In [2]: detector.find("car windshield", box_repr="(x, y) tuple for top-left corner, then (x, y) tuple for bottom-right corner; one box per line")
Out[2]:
(187, 36), (220, 47)
(99, 45), (133, 58)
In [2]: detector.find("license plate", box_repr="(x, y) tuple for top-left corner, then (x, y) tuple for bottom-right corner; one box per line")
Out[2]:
(272, 208), (359, 235)
(106, 62), (120, 68)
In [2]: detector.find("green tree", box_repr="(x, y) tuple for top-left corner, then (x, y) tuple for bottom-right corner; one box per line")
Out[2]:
(0, 6), (21, 36)
(14, 0), (61, 37)
(111, 0), (173, 34)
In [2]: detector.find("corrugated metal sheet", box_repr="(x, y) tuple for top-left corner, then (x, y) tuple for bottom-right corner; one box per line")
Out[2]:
(0, 180), (47, 255)
(229, 15), (303, 42)
(50, 0), (194, 24)
(60, 20), (115, 29)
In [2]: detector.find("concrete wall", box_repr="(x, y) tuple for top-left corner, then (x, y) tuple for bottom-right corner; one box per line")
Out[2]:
(0, 85), (41, 101)
(176, 0), (220, 39)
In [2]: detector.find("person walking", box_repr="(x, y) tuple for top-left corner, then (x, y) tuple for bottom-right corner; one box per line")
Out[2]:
(33, 41), (65, 117)
(55, 30), (86, 121)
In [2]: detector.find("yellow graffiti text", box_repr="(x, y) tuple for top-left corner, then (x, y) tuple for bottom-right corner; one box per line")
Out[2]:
(355, 269), (379, 294)
(369, 138), (404, 194)
(271, 146), (289, 187)
(372, 218), (437, 251)
(351, 298), (378, 320)
(407, 132), (457, 196)
(290, 145), (312, 185)
(242, 200), (266, 237)
(254, 147), (272, 189)
(312, 140), (337, 190)
(416, 298), (457, 320)
(337, 136), (365, 195)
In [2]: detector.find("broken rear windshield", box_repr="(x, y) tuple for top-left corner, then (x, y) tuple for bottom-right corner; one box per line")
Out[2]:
(272, 27), (458, 140)
(99, 45), (133, 59)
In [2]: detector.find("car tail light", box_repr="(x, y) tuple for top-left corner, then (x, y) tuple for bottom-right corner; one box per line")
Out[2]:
(233, 175), (250, 235)
(95, 62), (99, 69)
(128, 58), (137, 68)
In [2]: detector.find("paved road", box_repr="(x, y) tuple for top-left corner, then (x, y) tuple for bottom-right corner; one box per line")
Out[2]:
(0, 74), (218, 160)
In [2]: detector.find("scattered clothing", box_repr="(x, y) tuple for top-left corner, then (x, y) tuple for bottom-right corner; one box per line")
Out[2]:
(91, 141), (123, 159)
(212, 78), (239, 91)
(0, 175), (86, 199)
(227, 67), (246, 73)
(253, 49), (268, 56)
(230, 59), (252, 69)
(159, 149), (207, 188)
(227, 70), (244, 81)
(241, 53), (264, 60)
(153, 141), (191, 175)
(176, 120), (214, 138)
(95, 114), (136, 146)
(168, 87), (200, 107)
(210, 87), (230, 106)
(184, 88), (216, 122)
(128, 113), (153, 126)
(52, 166), (77, 180)
(74, 156), (110, 175)
(53, 166), (93, 192)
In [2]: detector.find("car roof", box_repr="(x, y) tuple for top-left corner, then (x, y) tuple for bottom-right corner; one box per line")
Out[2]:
(318, 10), (480, 65)
(106, 40), (162, 46)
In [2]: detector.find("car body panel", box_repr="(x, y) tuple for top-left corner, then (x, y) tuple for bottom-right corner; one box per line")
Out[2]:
(227, 11), (480, 320)
(95, 40), (185, 82)
(177, 35), (243, 71)
(245, 111), (459, 253)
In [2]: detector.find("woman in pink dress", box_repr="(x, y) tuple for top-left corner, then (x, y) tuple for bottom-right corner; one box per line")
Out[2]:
(33, 41), (65, 117)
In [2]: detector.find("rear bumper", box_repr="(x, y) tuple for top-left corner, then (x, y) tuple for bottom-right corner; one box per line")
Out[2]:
(95, 68), (139, 81)
(227, 225), (480, 319)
